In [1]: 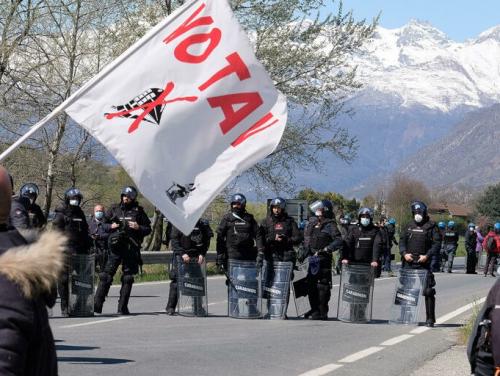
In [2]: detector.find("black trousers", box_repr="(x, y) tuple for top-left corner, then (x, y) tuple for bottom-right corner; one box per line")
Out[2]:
(485, 253), (498, 276)
(94, 248), (139, 312)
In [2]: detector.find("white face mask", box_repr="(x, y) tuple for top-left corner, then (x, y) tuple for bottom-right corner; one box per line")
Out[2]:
(414, 214), (423, 223)
(69, 199), (79, 206)
(360, 218), (370, 227)
(315, 210), (322, 217)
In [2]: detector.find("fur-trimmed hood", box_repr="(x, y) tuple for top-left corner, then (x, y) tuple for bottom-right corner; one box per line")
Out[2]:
(0, 231), (67, 299)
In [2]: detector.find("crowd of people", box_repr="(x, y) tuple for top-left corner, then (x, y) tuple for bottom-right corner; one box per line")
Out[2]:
(1, 166), (500, 374)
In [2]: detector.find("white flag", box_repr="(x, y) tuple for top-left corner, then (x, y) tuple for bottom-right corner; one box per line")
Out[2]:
(65, 0), (287, 234)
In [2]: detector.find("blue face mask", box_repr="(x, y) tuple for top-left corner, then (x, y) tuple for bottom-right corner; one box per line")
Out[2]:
(95, 211), (104, 220)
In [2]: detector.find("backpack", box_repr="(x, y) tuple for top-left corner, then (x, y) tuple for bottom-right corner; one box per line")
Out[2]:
(487, 236), (497, 253)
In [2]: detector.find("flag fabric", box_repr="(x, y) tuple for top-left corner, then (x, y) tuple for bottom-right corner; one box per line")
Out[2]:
(65, 0), (287, 234)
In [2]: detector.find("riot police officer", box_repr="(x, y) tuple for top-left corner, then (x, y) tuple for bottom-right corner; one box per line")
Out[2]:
(443, 221), (459, 273)
(88, 205), (113, 273)
(336, 214), (353, 274)
(384, 218), (398, 276)
(53, 188), (91, 316)
(259, 198), (302, 318)
(303, 200), (343, 320)
(94, 186), (151, 315)
(8, 175), (30, 229)
(342, 208), (381, 267)
(165, 219), (213, 315)
(399, 201), (441, 327)
(465, 223), (478, 274)
(340, 207), (381, 322)
(259, 197), (302, 266)
(216, 193), (263, 268)
(433, 221), (446, 272)
(19, 183), (46, 229)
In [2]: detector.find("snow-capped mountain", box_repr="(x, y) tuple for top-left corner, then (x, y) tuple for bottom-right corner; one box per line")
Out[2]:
(303, 21), (500, 197)
(351, 20), (500, 112)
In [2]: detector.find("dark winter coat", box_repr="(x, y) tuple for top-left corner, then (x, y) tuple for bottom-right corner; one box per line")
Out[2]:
(0, 227), (66, 376)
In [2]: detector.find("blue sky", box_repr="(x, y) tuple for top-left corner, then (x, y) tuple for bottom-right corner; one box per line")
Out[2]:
(322, 0), (500, 41)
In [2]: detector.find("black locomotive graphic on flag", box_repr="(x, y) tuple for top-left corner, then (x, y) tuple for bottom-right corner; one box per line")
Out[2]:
(104, 82), (198, 133)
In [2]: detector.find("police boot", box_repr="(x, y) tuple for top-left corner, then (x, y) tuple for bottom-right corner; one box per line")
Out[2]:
(316, 283), (331, 320)
(94, 272), (112, 314)
(117, 275), (134, 315)
(425, 296), (435, 327)
(58, 277), (69, 317)
(165, 279), (178, 315)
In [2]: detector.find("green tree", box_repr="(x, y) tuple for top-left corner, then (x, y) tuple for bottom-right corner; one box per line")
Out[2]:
(476, 183), (500, 222)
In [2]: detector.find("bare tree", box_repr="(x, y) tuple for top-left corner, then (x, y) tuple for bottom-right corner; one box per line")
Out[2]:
(386, 173), (430, 231)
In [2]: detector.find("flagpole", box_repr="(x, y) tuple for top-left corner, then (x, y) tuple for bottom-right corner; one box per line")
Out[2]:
(0, 0), (199, 162)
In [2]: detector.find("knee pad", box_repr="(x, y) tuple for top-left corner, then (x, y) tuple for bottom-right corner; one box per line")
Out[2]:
(318, 282), (330, 292)
(99, 272), (112, 284)
(122, 275), (135, 285)
(423, 287), (435, 297)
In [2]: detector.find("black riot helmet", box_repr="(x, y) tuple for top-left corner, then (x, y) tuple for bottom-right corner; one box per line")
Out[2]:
(357, 207), (374, 220)
(64, 187), (83, 206)
(310, 200), (334, 219)
(20, 183), (39, 203)
(269, 197), (286, 210)
(121, 186), (138, 201)
(340, 213), (351, 225)
(410, 201), (428, 215)
(230, 193), (246, 210)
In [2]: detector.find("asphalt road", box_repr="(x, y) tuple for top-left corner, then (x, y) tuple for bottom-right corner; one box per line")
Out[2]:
(52, 258), (493, 376)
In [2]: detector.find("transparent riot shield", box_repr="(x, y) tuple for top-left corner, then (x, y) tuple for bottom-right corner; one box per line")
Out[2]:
(291, 259), (311, 317)
(178, 259), (208, 317)
(390, 268), (427, 325)
(228, 259), (262, 319)
(262, 260), (293, 319)
(337, 263), (374, 323)
(69, 253), (95, 317)
(478, 250), (487, 271)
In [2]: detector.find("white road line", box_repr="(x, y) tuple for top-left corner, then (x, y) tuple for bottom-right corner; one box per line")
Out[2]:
(380, 334), (414, 346)
(410, 327), (430, 334)
(298, 296), (486, 375)
(208, 300), (226, 306)
(59, 316), (131, 329)
(435, 297), (486, 324)
(338, 346), (384, 363)
(297, 364), (343, 376)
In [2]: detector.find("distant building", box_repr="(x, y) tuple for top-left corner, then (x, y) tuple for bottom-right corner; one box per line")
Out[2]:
(428, 202), (472, 221)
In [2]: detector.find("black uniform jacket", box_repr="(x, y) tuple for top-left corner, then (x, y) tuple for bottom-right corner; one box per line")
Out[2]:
(399, 219), (442, 267)
(53, 203), (91, 253)
(106, 202), (152, 246)
(303, 217), (343, 256)
(171, 219), (213, 257)
(216, 210), (262, 261)
(343, 224), (382, 264)
(260, 213), (302, 254)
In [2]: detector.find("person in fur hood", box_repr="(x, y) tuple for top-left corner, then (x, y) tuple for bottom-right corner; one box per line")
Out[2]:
(0, 166), (66, 376)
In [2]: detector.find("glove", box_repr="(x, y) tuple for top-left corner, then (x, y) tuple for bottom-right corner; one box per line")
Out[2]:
(256, 252), (264, 269)
(495, 366), (500, 376)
